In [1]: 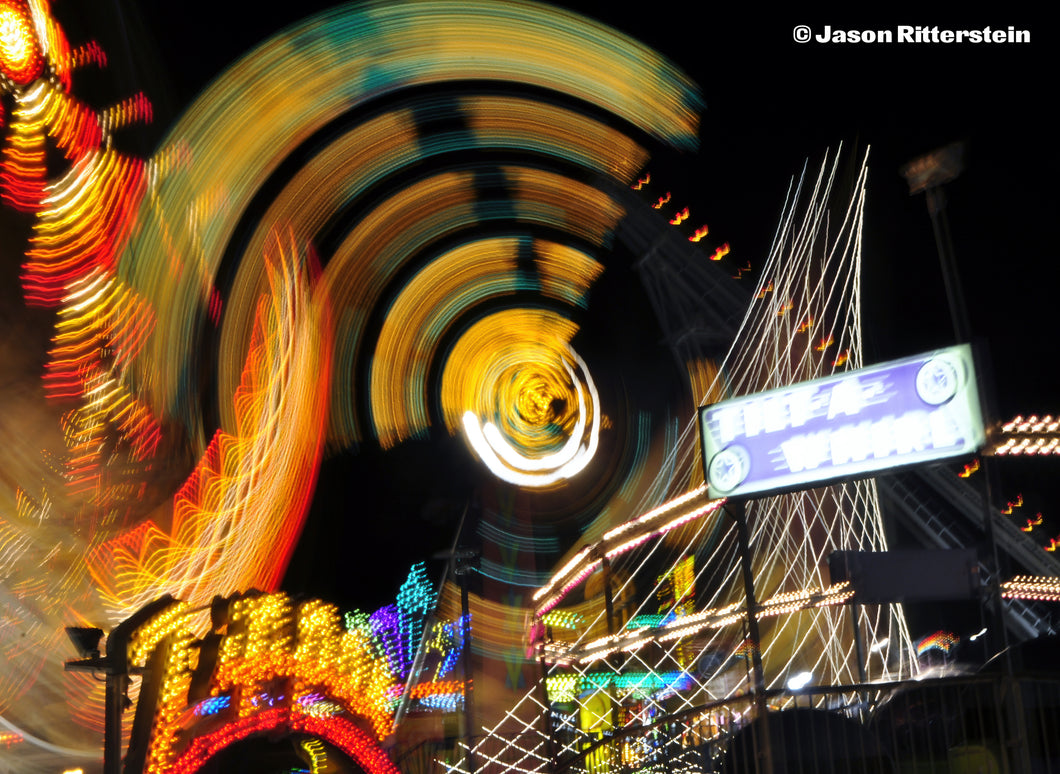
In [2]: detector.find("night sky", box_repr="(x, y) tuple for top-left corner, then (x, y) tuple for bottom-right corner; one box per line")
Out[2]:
(49, 1), (1057, 615)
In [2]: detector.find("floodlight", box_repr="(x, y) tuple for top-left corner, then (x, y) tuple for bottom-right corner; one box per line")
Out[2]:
(65, 626), (104, 658)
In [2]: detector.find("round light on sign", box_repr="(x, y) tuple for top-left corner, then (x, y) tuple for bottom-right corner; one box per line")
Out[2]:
(915, 355), (960, 405)
(708, 445), (750, 494)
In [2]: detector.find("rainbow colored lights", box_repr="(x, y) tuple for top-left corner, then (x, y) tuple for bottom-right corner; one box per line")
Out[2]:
(916, 630), (960, 657)
(119, 569), (464, 773)
(546, 671), (694, 703)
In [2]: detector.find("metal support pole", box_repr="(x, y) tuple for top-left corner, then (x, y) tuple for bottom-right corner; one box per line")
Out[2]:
(600, 556), (616, 636)
(724, 499), (773, 774)
(850, 604), (867, 685)
(537, 647), (557, 773)
(850, 603), (869, 722)
(599, 555), (621, 750)
(925, 186), (971, 344)
(904, 153), (1011, 656)
(458, 559), (476, 774)
(725, 500), (765, 698)
(983, 461), (1032, 774)
(63, 596), (176, 774)
(398, 504), (471, 732)
(104, 673), (124, 774)
(65, 655), (124, 774)
(904, 147), (1030, 773)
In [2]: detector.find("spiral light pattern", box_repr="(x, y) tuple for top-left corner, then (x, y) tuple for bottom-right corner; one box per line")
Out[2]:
(443, 308), (601, 487)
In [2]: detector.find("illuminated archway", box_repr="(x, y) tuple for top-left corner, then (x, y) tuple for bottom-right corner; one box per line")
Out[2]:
(171, 714), (396, 774)
(124, 588), (459, 774)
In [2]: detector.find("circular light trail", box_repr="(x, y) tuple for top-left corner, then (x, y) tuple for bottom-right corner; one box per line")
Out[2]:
(458, 338), (601, 487)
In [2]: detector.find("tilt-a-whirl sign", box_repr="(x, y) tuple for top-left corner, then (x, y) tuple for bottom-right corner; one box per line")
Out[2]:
(699, 345), (985, 498)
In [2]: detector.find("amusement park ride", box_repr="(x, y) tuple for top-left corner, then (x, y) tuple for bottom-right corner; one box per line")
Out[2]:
(0, 0), (1056, 772)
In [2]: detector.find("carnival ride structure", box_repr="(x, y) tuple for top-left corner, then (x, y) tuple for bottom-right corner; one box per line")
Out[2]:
(1, 1), (1057, 773)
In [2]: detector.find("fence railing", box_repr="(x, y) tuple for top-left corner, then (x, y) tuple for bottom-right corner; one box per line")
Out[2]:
(408, 674), (1060, 774)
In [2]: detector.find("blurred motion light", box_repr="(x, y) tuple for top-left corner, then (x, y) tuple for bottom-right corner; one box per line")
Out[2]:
(456, 332), (600, 488)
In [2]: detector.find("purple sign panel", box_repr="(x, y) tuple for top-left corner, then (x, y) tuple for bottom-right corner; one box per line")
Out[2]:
(699, 345), (985, 499)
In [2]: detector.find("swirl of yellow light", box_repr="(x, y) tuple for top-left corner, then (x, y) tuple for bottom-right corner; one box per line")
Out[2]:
(441, 308), (600, 487)
(216, 94), (644, 439)
(119, 0), (698, 432)
(494, 359), (581, 453)
(369, 237), (603, 450)
(318, 167), (623, 449)
(0, 0), (705, 757)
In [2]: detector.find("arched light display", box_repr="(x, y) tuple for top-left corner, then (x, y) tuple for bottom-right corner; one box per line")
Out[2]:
(124, 567), (463, 773)
(119, 0), (699, 471)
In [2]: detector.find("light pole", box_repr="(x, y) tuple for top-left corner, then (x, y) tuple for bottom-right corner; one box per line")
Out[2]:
(64, 596), (175, 774)
(902, 144), (1031, 772)
(453, 548), (478, 774)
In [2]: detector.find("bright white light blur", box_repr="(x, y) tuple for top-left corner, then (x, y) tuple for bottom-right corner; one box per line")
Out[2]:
(969, 627), (987, 642)
(869, 637), (889, 653)
(462, 348), (600, 487)
(786, 671), (813, 691)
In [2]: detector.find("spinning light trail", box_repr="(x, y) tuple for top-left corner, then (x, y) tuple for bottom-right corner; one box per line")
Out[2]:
(121, 0), (699, 441)
(447, 309), (601, 488)
(86, 231), (331, 615)
(0, 0), (174, 741)
(1, 0), (162, 502)
(0, 0), (705, 765)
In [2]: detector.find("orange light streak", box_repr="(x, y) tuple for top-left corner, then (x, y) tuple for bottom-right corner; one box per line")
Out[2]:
(688, 224), (708, 242)
(87, 231), (331, 613)
(669, 206), (689, 225)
